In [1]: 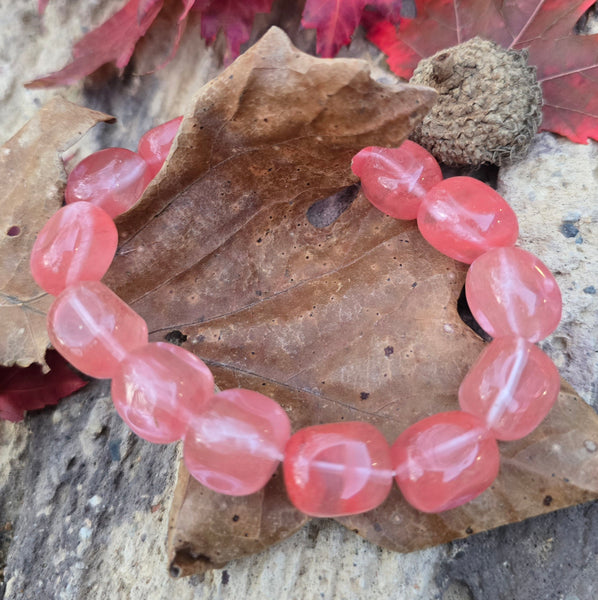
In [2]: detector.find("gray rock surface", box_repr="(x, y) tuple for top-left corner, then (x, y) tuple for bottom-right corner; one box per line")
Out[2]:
(1, 1), (598, 599)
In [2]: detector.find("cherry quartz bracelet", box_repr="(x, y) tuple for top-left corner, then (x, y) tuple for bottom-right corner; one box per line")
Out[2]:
(30, 121), (563, 517)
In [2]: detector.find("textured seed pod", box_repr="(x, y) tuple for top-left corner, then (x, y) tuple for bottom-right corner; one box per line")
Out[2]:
(409, 37), (543, 167)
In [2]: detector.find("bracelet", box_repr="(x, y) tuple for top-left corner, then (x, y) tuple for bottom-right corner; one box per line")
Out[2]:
(29, 117), (562, 517)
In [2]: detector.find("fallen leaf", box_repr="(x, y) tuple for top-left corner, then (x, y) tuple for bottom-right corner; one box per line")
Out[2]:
(0, 351), (87, 423)
(194, 0), (275, 64)
(26, 0), (165, 88)
(66, 27), (592, 572)
(365, 0), (598, 143)
(0, 97), (114, 369)
(301, 0), (402, 58)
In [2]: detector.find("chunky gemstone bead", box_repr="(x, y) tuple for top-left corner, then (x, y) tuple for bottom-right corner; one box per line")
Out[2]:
(392, 411), (499, 513)
(466, 246), (562, 342)
(459, 336), (560, 440)
(65, 148), (152, 218)
(47, 281), (148, 379)
(417, 177), (519, 263)
(351, 141), (443, 220)
(111, 343), (214, 444)
(137, 116), (183, 178)
(184, 389), (290, 496)
(283, 422), (393, 517)
(30, 202), (118, 296)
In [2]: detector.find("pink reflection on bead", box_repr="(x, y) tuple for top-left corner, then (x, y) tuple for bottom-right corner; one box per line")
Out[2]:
(351, 141), (442, 220)
(111, 343), (214, 444)
(65, 148), (152, 218)
(184, 389), (290, 496)
(47, 281), (148, 379)
(391, 411), (499, 513)
(283, 422), (393, 517)
(138, 116), (183, 178)
(417, 177), (519, 264)
(459, 336), (560, 440)
(30, 202), (117, 296)
(466, 246), (562, 342)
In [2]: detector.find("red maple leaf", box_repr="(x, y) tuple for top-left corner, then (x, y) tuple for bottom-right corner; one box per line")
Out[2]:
(366, 0), (598, 143)
(28, 0), (275, 87)
(28, 0), (164, 88)
(301, 0), (401, 57)
(0, 351), (87, 423)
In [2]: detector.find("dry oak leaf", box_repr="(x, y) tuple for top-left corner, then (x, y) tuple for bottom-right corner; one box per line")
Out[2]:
(91, 28), (598, 572)
(366, 0), (598, 143)
(0, 97), (114, 370)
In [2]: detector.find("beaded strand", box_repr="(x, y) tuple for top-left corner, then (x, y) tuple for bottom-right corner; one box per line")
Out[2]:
(30, 120), (562, 516)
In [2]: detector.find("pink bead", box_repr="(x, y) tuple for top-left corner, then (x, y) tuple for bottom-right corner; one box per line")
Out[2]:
(283, 422), (393, 517)
(459, 336), (560, 441)
(466, 246), (562, 342)
(137, 116), (183, 178)
(30, 202), (118, 296)
(111, 343), (214, 444)
(184, 389), (290, 496)
(351, 141), (442, 219)
(417, 177), (519, 263)
(391, 411), (499, 513)
(47, 281), (148, 379)
(65, 148), (152, 218)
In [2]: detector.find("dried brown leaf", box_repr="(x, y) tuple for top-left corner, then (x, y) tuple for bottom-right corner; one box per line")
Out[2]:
(106, 28), (598, 571)
(0, 97), (114, 369)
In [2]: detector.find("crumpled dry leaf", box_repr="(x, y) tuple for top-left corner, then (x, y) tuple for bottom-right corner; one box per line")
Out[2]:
(100, 28), (598, 572)
(0, 97), (114, 369)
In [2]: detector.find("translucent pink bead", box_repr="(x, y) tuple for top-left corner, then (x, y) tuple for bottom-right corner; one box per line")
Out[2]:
(65, 148), (152, 218)
(391, 411), (499, 513)
(417, 177), (519, 263)
(137, 116), (183, 178)
(283, 422), (393, 517)
(459, 336), (560, 441)
(466, 246), (562, 342)
(47, 281), (148, 379)
(351, 141), (443, 220)
(111, 343), (214, 444)
(184, 389), (290, 496)
(30, 202), (118, 296)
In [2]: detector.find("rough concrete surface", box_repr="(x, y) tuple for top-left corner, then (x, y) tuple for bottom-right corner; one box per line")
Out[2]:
(1, 1), (598, 599)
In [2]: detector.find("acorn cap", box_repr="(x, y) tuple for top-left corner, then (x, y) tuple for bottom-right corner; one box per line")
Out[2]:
(409, 37), (543, 167)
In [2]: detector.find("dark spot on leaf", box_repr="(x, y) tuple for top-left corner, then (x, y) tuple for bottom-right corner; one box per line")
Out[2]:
(232, 515), (239, 522)
(384, 346), (394, 357)
(360, 392), (369, 400)
(221, 570), (230, 585)
(6, 225), (20, 236)
(543, 495), (553, 506)
(465, 526), (473, 534)
(165, 330), (188, 345)
(583, 285), (596, 294)
(306, 184), (360, 228)
(373, 522), (382, 532)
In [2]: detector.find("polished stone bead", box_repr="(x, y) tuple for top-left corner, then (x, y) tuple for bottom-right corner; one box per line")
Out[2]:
(138, 116), (183, 178)
(111, 343), (214, 444)
(184, 389), (290, 496)
(392, 411), (499, 513)
(30, 202), (118, 296)
(283, 422), (393, 517)
(466, 246), (562, 342)
(47, 281), (148, 379)
(459, 336), (560, 440)
(65, 148), (152, 218)
(351, 141), (443, 220)
(417, 177), (519, 263)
